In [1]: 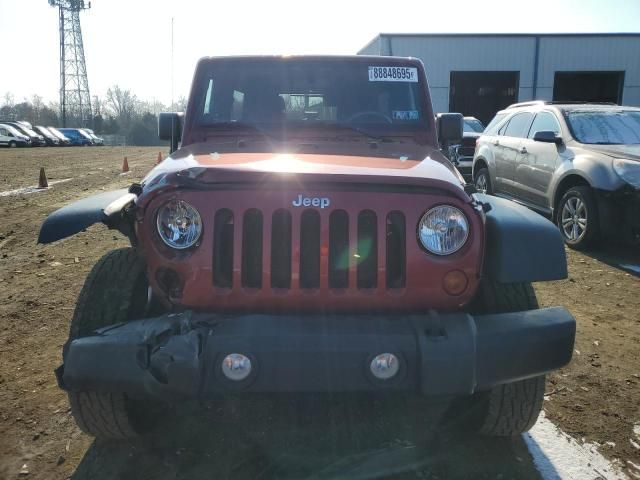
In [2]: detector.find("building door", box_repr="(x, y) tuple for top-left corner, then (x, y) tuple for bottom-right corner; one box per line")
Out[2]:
(553, 72), (624, 104)
(449, 71), (519, 125)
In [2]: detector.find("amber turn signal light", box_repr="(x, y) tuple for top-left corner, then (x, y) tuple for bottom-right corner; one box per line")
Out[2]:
(442, 270), (468, 296)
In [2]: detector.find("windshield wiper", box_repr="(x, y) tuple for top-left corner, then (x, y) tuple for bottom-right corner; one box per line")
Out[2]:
(336, 124), (394, 142)
(202, 121), (396, 144)
(202, 121), (280, 140)
(309, 122), (395, 143)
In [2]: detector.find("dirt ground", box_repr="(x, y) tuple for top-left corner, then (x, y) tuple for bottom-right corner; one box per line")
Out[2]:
(0, 146), (638, 480)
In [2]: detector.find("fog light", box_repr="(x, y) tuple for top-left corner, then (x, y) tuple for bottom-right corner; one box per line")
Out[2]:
(370, 353), (399, 380)
(222, 354), (252, 381)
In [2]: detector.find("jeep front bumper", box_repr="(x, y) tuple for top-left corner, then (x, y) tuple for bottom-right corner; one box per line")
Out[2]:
(58, 308), (575, 399)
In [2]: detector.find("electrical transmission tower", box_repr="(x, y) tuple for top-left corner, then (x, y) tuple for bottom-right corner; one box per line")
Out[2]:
(49, 0), (92, 127)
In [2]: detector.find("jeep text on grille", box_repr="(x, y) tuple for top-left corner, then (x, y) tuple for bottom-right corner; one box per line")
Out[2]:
(291, 194), (330, 208)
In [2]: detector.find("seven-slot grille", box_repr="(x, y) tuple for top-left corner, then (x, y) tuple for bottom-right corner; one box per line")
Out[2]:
(213, 208), (406, 291)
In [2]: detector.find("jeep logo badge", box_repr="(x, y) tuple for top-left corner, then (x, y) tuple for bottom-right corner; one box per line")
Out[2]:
(292, 194), (330, 209)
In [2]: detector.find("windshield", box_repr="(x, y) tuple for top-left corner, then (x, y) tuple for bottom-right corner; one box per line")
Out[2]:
(0, 124), (20, 136)
(565, 109), (640, 144)
(463, 118), (484, 133)
(194, 59), (429, 134)
(484, 113), (508, 135)
(75, 129), (92, 139)
(48, 127), (67, 139)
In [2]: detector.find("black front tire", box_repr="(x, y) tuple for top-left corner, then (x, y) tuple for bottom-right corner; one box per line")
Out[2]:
(556, 186), (600, 250)
(471, 281), (545, 436)
(474, 167), (493, 195)
(67, 248), (160, 440)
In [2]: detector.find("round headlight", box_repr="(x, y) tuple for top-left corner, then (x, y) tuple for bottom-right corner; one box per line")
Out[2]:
(418, 205), (469, 255)
(156, 199), (202, 249)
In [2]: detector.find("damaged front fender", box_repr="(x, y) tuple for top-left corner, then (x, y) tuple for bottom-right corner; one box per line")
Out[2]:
(38, 189), (137, 244)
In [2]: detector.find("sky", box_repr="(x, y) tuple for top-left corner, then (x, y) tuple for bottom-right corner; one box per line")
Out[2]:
(1, 0), (639, 106)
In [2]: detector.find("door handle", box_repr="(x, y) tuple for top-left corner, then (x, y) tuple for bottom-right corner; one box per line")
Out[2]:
(519, 146), (528, 154)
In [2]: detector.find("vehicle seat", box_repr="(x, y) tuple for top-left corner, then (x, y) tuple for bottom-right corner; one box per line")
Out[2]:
(243, 93), (285, 122)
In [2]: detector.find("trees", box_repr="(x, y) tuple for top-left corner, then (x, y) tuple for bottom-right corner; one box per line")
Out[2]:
(103, 86), (165, 145)
(0, 93), (60, 126)
(2, 92), (15, 110)
(129, 113), (160, 146)
(1, 87), (172, 146)
(106, 86), (138, 130)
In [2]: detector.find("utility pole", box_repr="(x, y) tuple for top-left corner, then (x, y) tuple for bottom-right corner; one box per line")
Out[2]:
(171, 17), (175, 109)
(49, 0), (92, 127)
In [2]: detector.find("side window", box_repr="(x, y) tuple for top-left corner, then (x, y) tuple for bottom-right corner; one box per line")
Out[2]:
(203, 79), (213, 114)
(231, 90), (245, 121)
(527, 112), (561, 138)
(485, 113), (508, 135)
(503, 112), (534, 138)
(0, 129), (6, 136)
(497, 118), (511, 136)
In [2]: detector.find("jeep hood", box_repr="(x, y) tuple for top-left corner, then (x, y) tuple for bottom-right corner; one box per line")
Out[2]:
(39, 147), (468, 244)
(586, 144), (640, 161)
(141, 146), (467, 202)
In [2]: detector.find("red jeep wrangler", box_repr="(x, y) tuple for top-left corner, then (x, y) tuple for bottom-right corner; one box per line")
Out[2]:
(39, 56), (575, 440)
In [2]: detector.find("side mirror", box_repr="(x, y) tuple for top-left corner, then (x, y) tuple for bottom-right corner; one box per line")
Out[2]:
(158, 112), (184, 153)
(437, 113), (464, 146)
(533, 130), (562, 144)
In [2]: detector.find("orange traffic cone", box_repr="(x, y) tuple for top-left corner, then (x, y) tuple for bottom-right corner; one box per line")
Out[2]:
(38, 167), (48, 189)
(157, 151), (163, 164)
(122, 157), (129, 173)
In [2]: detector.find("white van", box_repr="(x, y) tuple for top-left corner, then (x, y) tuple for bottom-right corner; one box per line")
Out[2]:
(0, 124), (30, 147)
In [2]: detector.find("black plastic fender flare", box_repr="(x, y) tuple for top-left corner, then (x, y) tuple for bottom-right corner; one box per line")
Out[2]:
(38, 189), (137, 244)
(475, 193), (568, 283)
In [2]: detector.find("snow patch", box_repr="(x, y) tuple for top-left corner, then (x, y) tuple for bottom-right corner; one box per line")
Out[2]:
(524, 412), (627, 479)
(628, 460), (640, 471)
(0, 178), (72, 197)
(620, 264), (640, 275)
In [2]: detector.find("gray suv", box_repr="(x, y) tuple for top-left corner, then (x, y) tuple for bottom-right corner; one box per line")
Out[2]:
(473, 102), (640, 249)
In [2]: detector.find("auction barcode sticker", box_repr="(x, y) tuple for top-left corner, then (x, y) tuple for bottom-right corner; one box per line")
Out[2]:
(368, 66), (418, 82)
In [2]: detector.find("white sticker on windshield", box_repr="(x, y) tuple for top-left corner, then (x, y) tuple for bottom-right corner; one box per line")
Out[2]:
(393, 110), (419, 120)
(368, 66), (418, 82)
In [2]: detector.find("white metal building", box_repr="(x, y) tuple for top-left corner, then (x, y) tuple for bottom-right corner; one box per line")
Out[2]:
(358, 33), (640, 124)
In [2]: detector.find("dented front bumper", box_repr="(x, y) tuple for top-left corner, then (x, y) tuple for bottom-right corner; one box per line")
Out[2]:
(58, 308), (575, 399)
